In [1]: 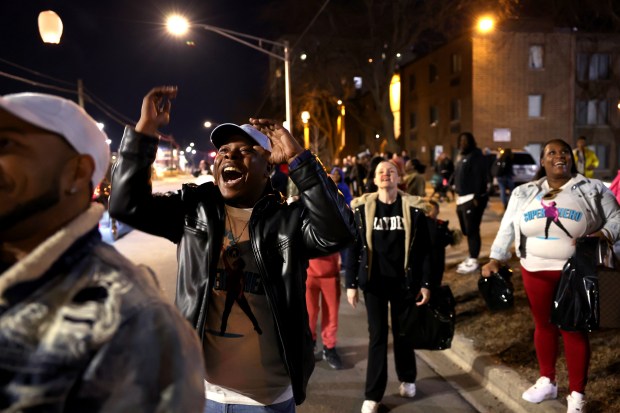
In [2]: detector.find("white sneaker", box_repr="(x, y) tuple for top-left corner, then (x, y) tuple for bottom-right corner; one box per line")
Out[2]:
(567, 391), (586, 413)
(399, 382), (416, 398)
(361, 400), (379, 413)
(456, 258), (479, 274)
(522, 377), (558, 403)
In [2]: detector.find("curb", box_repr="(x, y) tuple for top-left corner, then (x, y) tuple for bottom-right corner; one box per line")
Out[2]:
(418, 334), (567, 413)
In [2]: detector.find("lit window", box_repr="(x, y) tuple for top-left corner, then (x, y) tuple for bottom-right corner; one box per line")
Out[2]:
(592, 144), (608, 169)
(589, 54), (610, 80)
(353, 76), (363, 89)
(576, 99), (608, 125)
(577, 53), (610, 81)
(528, 95), (542, 118)
(529, 45), (544, 69)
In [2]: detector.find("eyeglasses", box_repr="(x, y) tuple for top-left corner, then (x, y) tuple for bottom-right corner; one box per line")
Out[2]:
(543, 188), (563, 200)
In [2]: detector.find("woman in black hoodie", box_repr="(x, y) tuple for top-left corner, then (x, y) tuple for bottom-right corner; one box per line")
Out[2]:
(452, 132), (488, 274)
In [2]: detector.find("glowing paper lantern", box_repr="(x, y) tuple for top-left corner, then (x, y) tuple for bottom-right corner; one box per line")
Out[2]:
(38, 11), (63, 44)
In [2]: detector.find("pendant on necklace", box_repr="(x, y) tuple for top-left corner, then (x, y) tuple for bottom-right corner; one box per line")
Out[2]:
(226, 245), (241, 259)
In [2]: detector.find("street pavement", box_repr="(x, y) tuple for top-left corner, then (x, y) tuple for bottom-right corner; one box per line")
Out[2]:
(111, 174), (561, 412)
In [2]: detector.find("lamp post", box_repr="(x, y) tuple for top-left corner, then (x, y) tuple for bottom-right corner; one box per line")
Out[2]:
(166, 15), (292, 131)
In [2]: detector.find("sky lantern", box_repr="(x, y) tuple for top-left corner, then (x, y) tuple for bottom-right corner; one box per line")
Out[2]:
(38, 10), (63, 44)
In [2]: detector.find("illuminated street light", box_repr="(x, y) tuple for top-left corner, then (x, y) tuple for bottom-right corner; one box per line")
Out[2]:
(166, 15), (190, 36)
(301, 111), (311, 149)
(166, 14), (292, 130)
(477, 15), (495, 34)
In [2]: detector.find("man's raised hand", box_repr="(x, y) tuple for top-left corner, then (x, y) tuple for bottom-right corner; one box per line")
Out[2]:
(136, 86), (178, 136)
(249, 118), (304, 165)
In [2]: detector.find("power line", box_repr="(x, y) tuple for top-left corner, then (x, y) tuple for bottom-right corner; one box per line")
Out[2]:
(0, 57), (77, 88)
(0, 67), (135, 128)
(0, 70), (78, 95)
(292, 0), (331, 51)
(83, 86), (136, 125)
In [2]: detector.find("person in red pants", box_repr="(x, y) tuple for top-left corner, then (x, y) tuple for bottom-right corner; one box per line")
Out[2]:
(482, 139), (620, 413)
(306, 252), (343, 369)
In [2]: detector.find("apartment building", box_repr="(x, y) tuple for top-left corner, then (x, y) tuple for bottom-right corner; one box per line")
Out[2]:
(400, 25), (620, 179)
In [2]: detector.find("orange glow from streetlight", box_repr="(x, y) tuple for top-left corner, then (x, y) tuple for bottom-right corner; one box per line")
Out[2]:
(166, 14), (190, 36)
(477, 16), (495, 34)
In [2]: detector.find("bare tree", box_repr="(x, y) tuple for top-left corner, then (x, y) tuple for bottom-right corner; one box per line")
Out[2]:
(264, 0), (520, 156)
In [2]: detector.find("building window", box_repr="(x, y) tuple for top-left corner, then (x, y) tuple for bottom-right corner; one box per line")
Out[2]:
(576, 99), (608, 125)
(451, 53), (462, 74)
(528, 45), (544, 69)
(429, 106), (438, 126)
(429, 64), (438, 83)
(409, 111), (417, 129)
(450, 99), (460, 122)
(409, 74), (416, 91)
(592, 144), (608, 169)
(577, 53), (610, 81)
(528, 94), (542, 118)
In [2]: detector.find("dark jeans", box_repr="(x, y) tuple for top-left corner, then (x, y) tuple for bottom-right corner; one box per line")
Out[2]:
(363, 276), (417, 401)
(456, 195), (488, 259)
(496, 176), (515, 209)
(204, 398), (295, 413)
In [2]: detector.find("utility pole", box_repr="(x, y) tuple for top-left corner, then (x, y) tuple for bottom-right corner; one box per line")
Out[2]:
(77, 78), (85, 108)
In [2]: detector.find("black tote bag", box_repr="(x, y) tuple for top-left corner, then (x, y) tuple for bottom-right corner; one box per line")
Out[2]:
(398, 285), (456, 350)
(551, 238), (600, 331)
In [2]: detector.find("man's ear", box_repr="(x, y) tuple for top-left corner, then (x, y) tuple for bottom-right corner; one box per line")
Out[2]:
(65, 155), (95, 196)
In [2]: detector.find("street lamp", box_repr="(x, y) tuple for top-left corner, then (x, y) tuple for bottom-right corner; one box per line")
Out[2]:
(166, 14), (292, 131)
(301, 111), (310, 149)
(477, 15), (495, 34)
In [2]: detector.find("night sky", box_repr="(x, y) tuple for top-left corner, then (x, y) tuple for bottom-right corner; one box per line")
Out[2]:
(0, 1), (282, 154)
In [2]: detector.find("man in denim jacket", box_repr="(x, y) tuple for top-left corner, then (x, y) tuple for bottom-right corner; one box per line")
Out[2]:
(0, 93), (205, 412)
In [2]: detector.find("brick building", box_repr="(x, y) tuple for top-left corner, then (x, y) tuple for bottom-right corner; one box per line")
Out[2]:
(400, 25), (620, 179)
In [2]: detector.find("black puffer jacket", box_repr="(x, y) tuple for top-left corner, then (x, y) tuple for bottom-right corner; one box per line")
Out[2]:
(109, 127), (356, 404)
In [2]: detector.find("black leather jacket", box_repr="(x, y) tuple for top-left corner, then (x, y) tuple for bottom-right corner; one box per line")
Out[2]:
(109, 127), (356, 404)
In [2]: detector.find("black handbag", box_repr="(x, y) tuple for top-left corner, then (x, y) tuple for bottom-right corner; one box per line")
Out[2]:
(478, 266), (514, 311)
(551, 237), (602, 331)
(398, 285), (456, 350)
(591, 237), (620, 328)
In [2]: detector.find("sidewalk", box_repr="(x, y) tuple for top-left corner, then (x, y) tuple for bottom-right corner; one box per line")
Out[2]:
(417, 192), (566, 412)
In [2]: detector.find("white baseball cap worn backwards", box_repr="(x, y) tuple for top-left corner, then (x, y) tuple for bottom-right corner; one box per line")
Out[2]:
(0, 92), (111, 187)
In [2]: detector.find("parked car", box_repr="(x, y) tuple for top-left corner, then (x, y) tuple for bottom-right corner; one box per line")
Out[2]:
(485, 149), (539, 193)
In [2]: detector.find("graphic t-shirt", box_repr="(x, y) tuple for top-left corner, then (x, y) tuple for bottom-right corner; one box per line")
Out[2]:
(519, 178), (588, 271)
(204, 205), (292, 405)
(371, 196), (406, 278)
